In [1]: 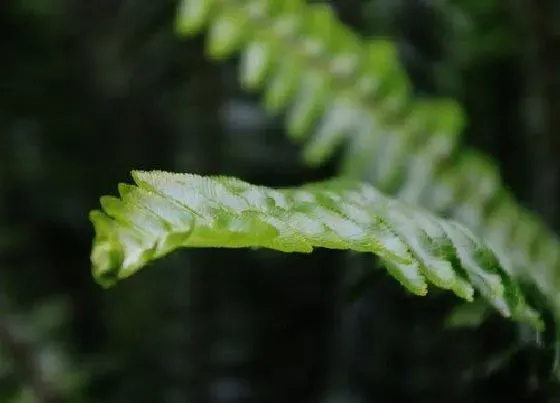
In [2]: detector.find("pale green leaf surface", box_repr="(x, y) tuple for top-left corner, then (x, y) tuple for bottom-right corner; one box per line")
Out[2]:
(90, 171), (542, 329)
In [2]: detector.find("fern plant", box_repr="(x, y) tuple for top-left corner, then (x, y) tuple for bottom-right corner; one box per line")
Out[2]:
(89, 0), (560, 371)
(172, 0), (560, 333)
(90, 170), (541, 329)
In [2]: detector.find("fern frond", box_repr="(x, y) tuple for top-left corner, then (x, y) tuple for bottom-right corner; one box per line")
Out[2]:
(90, 170), (542, 329)
(175, 0), (560, 325)
(177, 0), (449, 164)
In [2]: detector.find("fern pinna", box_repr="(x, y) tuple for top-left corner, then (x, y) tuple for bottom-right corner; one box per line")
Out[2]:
(173, 0), (560, 334)
(90, 171), (541, 330)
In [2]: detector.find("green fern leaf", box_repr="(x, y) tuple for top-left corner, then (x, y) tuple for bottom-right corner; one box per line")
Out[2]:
(90, 171), (542, 329)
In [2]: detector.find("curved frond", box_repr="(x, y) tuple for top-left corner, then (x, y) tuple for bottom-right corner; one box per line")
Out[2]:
(90, 170), (542, 329)
(175, 0), (560, 326)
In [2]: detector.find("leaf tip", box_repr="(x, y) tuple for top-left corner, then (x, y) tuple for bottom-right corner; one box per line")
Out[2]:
(118, 182), (136, 198)
(89, 210), (125, 288)
(90, 237), (124, 289)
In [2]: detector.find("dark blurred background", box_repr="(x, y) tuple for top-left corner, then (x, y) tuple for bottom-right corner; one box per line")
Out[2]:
(1, 0), (560, 402)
